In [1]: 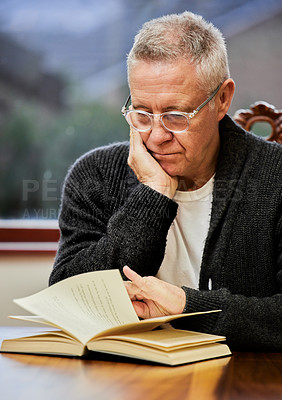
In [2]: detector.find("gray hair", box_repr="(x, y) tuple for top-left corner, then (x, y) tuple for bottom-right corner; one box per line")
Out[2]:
(127, 11), (230, 94)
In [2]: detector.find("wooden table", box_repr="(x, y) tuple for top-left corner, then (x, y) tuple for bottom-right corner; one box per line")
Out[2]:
(0, 327), (281, 400)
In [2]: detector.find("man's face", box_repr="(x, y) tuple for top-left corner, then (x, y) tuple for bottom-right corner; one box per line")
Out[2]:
(129, 60), (222, 187)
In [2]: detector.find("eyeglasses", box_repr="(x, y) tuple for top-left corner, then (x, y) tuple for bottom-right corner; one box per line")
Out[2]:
(121, 84), (221, 134)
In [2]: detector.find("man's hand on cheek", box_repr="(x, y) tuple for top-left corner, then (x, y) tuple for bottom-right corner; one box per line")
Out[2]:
(123, 266), (186, 319)
(128, 128), (178, 199)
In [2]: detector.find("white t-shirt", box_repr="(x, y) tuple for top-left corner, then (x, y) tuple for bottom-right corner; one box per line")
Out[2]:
(156, 176), (214, 289)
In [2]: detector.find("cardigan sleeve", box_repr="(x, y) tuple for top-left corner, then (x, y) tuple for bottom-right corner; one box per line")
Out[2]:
(49, 146), (178, 285)
(178, 286), (282, 352)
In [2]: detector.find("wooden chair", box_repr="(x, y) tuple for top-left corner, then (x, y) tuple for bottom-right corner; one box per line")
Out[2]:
(233, 101), (282, 143)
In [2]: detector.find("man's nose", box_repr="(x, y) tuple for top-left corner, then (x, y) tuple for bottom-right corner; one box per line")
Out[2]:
(148, 116), (173, 144)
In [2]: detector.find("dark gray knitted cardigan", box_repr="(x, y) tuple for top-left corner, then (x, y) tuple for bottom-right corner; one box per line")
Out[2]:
(50, 115), (282, 351)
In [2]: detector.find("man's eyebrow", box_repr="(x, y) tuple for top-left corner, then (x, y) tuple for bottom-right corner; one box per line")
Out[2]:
(132, 103), (150, 111)
(132, 103), (193, 112)
(162, 105), (193, 112)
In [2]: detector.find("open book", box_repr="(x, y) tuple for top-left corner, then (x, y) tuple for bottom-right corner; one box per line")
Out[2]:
(1, 270), (231, 366)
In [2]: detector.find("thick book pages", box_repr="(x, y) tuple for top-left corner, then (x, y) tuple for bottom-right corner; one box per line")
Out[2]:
(1, 270), (231, 365)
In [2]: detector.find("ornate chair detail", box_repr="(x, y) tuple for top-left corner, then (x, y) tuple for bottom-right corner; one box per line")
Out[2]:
(233, 101), (282, 144)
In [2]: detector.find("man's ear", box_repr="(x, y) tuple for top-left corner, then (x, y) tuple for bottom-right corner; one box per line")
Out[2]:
(217, 79), (235, 121)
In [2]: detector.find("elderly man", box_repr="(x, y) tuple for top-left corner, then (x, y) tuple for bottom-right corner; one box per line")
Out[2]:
(49, 12), (282, 351)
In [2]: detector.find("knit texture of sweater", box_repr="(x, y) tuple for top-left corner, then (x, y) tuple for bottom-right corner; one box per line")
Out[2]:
(50, 115), (282, 351)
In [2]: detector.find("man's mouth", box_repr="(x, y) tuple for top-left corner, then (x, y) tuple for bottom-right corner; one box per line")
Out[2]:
(150, 151), (179, 159)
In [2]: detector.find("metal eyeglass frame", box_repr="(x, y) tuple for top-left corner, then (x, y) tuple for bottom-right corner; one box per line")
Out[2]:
(121, 83), (222, 134)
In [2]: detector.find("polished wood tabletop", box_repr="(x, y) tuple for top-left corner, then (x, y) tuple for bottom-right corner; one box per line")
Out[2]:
(0, 326), (281, 400)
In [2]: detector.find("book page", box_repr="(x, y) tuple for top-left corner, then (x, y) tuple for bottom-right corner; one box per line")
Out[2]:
(91, 310), (222, 339)
(91, 329), (226, 351)
(13, 270), (139, 344)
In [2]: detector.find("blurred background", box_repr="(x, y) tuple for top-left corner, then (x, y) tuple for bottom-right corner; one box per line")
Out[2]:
(1, 0), (282, 220)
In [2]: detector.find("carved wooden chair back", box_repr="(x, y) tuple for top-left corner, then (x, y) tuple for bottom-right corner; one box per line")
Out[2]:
(233, 101), (282, 143)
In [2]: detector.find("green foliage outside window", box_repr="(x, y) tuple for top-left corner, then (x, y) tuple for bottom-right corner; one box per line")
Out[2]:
(0, 100), (129, 219)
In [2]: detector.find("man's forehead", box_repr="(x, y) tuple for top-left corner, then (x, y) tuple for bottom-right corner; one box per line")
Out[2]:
(129, 59), (196, 80)
(129, 61), (198, 95)
(129, 61), (203, 110)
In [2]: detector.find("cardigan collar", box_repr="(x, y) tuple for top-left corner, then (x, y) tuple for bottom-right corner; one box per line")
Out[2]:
(208, 114), (249, 235)
(197, 114), (251, 289)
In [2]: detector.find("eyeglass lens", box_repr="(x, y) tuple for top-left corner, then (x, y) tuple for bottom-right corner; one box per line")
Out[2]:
(127, 111), (189, 133)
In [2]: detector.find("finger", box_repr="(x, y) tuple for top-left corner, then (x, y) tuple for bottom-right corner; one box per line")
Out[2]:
(131, 300), (150, 319)
(129, 126), (134, 147)
(123, 280), (137, 300)
(129, 127), (138, 150)
(130, 126), (147, 152)
(123, 266), (144, 287)
(128, 127), (141, 167)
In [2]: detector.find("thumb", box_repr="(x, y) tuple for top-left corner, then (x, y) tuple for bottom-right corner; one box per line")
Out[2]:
(123, 266), (142, 284)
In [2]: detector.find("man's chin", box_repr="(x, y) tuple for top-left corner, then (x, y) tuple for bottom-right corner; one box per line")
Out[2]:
(158, 161), (179, 177)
